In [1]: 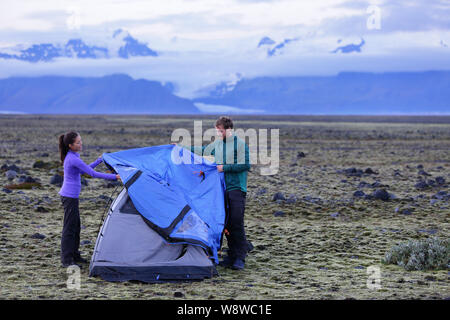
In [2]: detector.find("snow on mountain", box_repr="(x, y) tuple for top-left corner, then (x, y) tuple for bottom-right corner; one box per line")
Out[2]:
(331, 38), (365, 54)
(257, 36), (300, 57)
(0, 29), (157, 63)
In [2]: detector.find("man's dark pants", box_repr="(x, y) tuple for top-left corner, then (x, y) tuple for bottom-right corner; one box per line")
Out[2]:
(224, 189), (247, 261)
(60, 196), (81, 264)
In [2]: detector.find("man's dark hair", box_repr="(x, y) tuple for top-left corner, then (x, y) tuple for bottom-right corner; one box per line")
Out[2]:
(215, 116), (233, 129)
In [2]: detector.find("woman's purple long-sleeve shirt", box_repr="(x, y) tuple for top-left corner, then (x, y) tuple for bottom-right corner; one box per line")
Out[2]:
(58, 150), (117, 198)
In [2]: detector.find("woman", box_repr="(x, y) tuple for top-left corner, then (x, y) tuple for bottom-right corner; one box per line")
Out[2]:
(58, 131), (119, 268)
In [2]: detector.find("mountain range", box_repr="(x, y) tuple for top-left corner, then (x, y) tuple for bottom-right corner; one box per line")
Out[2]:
(0, 74), (196, 114)
(0, 29), (157, 63)
(193, 70), (450, 114)
(0, 71), (449, 114)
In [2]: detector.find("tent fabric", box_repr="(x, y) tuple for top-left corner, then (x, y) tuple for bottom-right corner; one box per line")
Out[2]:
(89, 188), (217, 282)
(100, 144), (226, 263)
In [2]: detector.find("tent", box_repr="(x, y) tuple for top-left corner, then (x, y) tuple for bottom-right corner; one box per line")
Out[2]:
(89, 144), (226, 282)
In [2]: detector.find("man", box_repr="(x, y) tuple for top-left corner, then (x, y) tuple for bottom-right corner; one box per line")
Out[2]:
(183, 116), (251, 270)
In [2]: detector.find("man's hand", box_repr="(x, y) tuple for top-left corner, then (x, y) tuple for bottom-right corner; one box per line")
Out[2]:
(217, 165), (224, 172)
(116, 174), (121, 181)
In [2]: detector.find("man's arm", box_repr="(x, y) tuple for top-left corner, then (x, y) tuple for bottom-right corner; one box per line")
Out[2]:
(223, 141), (250, 173)
(188, 142), (216, 157)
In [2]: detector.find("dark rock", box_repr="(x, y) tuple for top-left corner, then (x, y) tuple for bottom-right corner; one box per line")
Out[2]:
(30, 233), (45, 240)
(418, 169), (431, 176)
(1, 164), (20, 172)
(34, 206), (49, 213)
(18, 175), (37, 183)
(343, 168), (363, 177)
(414, 181), (430, 190)
(364, 168), (377, 174)
(297, 151), (306, 158)
(5, 170), (17, 181)
(302, 196), (322, 204)
(255, 188), (267, 196)
(32, 160), (46, 168)
(357, 181), (371, 188)
(370, 181), (385, 188)
(173, 292), (184, 298)
(40, 153), (49, 157)
(2, 188), (12, 194)
(273, 211), (286, 217)
(25, 176), (37, 183)
(272, 192), (286, 201)
(417, 164), (424, 169)
(81, 240), (91, 245)
(432, 191), (449, 200)
(353, 190), (365, 197)
(395, 207), (414, 215)
(435, 176), (446, 185)
(50, 174), (63, 186)
(418, 229), (437, 235)
(330, 212), (340, 218)
(371, 189), (390, 201)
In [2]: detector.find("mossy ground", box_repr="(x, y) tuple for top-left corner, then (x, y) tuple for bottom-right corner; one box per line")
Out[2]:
(0, 115), (448, 300)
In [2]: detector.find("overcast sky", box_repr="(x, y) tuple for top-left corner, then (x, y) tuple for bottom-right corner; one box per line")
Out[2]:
(0, 0), (449, 97)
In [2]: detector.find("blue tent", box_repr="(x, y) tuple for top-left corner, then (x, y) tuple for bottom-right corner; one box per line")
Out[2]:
(98, 144), (226, 264)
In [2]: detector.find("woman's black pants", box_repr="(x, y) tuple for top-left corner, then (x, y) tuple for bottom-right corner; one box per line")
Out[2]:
(224, 189), (248, 261)
(60, 196), (81, 264)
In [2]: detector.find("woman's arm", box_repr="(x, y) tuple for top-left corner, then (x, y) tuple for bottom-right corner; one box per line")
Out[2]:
(73, 157), (117, 180)
(88, 156), (103, 169)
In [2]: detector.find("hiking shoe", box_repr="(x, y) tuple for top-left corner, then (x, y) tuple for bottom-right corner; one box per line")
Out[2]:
(61, 261), (82, 269)
(231, 258), (245, 270)
(74, 256), (89, 264)
(218, 256), (234, 268)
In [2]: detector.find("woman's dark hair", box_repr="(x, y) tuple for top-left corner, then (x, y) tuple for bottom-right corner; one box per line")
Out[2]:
(59, 131), (79, 164)
(215, 116), (233, 129)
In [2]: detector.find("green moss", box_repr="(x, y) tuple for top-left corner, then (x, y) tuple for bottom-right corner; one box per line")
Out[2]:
(383, 237), (449, 271)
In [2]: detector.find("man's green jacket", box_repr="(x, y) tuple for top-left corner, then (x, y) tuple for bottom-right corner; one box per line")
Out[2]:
(186, 134), (250, 193)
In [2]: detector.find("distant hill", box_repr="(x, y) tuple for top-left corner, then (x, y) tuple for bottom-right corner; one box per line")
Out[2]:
(194, 71), (450, 114)
(0, 74), (198, 114)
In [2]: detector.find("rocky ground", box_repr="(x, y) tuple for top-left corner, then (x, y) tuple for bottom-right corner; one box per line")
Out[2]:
(0, 114), (448, 300)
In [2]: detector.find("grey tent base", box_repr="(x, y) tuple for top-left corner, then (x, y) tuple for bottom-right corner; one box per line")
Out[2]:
(89, 188), (218, 283)
(90, 265), (217, 283)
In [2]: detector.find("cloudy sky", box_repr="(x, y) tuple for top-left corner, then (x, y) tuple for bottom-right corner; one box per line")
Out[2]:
(0, 0), (449, 97)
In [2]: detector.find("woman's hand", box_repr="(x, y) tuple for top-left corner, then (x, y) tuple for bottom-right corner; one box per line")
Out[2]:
(116, 174), (121, 181)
